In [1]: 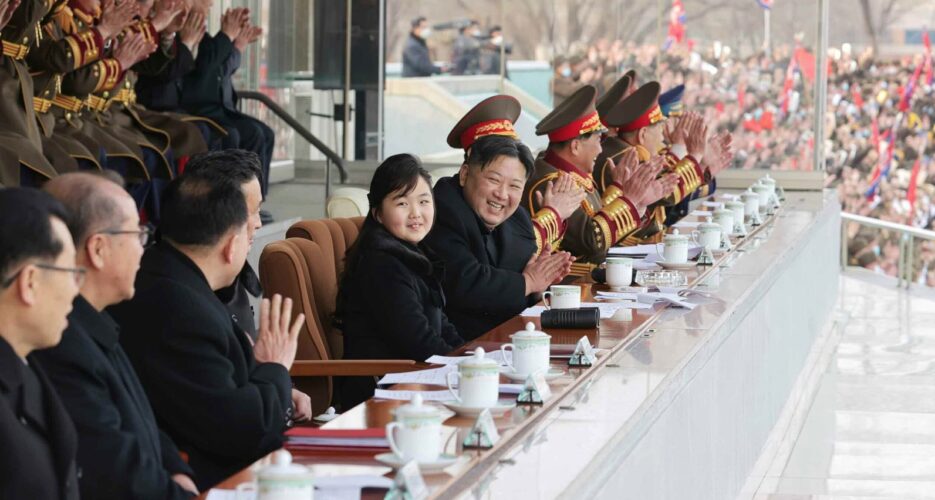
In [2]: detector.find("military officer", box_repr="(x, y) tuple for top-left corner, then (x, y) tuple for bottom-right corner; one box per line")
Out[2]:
(0, 0), (61, 186)
(600, 82), (731, 244)
(524, 85), (678, 270)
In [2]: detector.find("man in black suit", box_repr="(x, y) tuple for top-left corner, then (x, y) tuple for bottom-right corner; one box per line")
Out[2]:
(425, 96), (581, 339)
(35, 173), (198, 498)
(180, 5), (273, 217)
(0, 188), (81, 499)
(109, 170), (305, 489)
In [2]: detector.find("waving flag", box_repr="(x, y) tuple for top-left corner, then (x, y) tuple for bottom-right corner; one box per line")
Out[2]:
(756, 0), (774, 9)
(865, 130), (896, 200)
(663, 0), (686, 51)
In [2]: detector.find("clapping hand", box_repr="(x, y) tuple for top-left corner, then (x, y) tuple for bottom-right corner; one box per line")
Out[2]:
(536, 172), (586, 221)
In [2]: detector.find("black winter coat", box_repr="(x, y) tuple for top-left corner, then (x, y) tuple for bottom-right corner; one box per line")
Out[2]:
(34, 295), (196, 499)
(424, 175), (538, 339)
(0, 337), (79, 500)
(402, 33), (441, 77)
(337, 223), (464, 406)
(109, 242), (293, 490)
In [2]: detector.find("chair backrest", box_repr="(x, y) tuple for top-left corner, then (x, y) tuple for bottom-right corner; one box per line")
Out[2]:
(287, 217), (365, 278)
(326, 187), (369, 218)
(286, 238), (343, 359)
(258, 240), (333, 411)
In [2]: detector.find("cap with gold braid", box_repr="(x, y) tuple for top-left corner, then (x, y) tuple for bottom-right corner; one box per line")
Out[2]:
(603, 82), (664, 134)
(447, 95), (521, 150)
(536, 85), (605, 142)
(596, 70), (636, 124)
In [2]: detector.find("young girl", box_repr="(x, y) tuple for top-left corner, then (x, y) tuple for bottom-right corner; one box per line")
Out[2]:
(337, 154), (464, 407)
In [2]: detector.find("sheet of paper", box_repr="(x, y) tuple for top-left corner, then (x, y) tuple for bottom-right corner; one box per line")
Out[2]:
(499, 384), (525, 394)
(718, 193), (740, 200)
(377, 365), (455, 386)
(671, 220), (701, 229)
(425, 350), (511, 366)
(607, 243), (659, 256)
(637, 292), (698, 310)
(702, 201), (723, 208)
(373, 389), (456, 402)
(206, 476), (394, 500)
(595, 291), (639, 300)
(521, 302), (651, 318)
(690, 210), (712, 217)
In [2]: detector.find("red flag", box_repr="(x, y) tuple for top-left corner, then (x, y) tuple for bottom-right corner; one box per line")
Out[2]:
(871, 116), (880, 150)
(908, 157), (923, 208)
(738, 82), (747, 109)
(664, 0), (686, 50)
(793, 46), (816, 83)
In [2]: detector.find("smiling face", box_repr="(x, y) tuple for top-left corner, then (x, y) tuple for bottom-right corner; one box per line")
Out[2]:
(460, 155), (526, 230)
(570, 133), (603, 174)
(375, 176), (435, 245)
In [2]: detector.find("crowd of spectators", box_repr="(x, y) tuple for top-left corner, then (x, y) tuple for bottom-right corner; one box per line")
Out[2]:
(552, 38), (935, 285)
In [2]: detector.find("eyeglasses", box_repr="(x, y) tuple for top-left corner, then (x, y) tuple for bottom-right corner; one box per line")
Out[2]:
(1, 263), (88, 289)
(99, 225), (154, 248)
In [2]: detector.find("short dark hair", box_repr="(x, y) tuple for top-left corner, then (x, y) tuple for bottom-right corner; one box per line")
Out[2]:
(366, 153), (432, 215)
(184, 149), (263, 187)
(411, 16), (426, 29)
(466, 135), (535, 178)
(43, 173), (126, 244)
(159, 174), (248, 247)
(0, 188), (71, 284)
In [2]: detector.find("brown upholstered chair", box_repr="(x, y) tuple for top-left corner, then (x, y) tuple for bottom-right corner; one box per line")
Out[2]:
(259, 237), (415, 412)
(286, 217), (364, 278)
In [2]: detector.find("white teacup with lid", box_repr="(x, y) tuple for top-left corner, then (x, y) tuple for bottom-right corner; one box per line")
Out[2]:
(758, 175), (777, 195)
(741, 190), (760, 218)
(501, 322), (551, 377)
(446, 347), (500, 408)
(692, 218), (722, 251)
(656, 229), (690, 264)
(725, 200), (745, 227)
(236, 449), (314, 500)
(712, 208), (734, 235)
(385, 394), (442, 463)
(751, 183), (771, 208)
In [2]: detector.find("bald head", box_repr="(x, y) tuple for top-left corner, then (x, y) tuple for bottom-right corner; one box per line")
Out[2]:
(44, 173), (135, 245)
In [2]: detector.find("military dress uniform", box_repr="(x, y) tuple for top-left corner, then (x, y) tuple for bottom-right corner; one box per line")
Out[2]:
(524, 85), (644, 272)
(28, 0), (109, 173)
(0, 0), (60, 186)
(597, 82), (710, 245)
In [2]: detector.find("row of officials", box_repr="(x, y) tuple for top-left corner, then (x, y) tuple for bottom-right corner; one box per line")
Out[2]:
(0, 61), (734, 499)
(0, 0), (275, 221)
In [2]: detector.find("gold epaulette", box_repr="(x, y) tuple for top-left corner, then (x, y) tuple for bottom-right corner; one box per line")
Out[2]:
(1, 40), (29, 60)
(33, 97), (53, 113)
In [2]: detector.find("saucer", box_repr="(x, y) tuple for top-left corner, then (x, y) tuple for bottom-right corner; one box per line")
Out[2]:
(374, 452), (458, 473)
(500, 367), (565, 382)
(657, 261), (697, 270)
(442, 401), (516, 418)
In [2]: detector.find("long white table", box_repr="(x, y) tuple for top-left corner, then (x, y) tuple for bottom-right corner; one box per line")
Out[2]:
(470, 190), (841, 499)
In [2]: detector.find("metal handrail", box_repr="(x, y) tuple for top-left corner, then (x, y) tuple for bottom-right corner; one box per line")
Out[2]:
(840, 212), (935, 288)
(237, 90), (349, 190)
